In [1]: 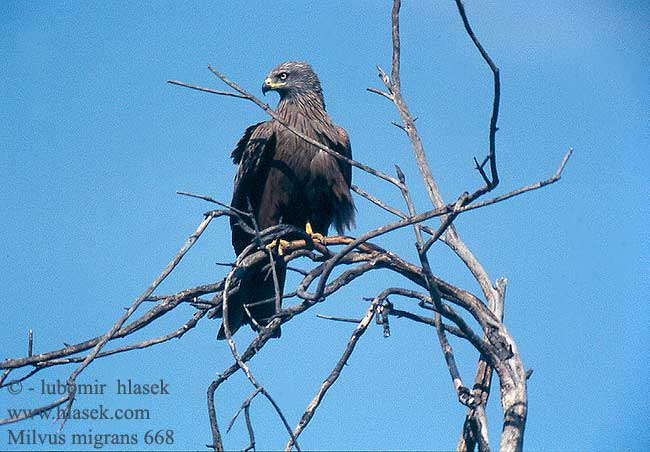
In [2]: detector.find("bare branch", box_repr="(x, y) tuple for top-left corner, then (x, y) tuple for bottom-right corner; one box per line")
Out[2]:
(285, 295), (381, 451)
(387, 306), (466, 339)
(207, 380), (224, 451)
(456, 148), (573, 214)
(33, 309), (209, 368)
(454, 0), (501, 195)
(316, 314), (362, 324)
(391, 0), (401, 86)
(0, 213), (217, 427)
(227, 387), (262, 433)
(0, 369), (10, 387)
(177, 190), (252, 218)
(167, 79), (248, 99)
(435, 310), (475, 408)
(377, 0), (446, 211)
(422, 194), (468, 253)
(394, 157), (478, 413)
(440, 147), (573, 314)
(2, 281), (220, 372)
(366, 86), (394, 101)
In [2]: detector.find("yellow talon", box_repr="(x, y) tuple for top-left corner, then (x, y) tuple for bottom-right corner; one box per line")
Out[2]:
(305, 221), (325, 243)
(266, 238), (291, 256)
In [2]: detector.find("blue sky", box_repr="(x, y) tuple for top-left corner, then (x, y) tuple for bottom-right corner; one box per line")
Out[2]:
(1, 1), (648, 450)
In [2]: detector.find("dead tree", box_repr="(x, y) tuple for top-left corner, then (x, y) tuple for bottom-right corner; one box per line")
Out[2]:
(1, 2), (571, 451)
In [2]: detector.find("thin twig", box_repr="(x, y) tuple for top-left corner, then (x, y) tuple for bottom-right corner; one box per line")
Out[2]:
(457, 148), (573, 214)
(378, 0), (446, 211)
(167, 79), (248, 99)
(31, 309), (209, 368)
(0, 369), (10, 387)
(227, 387), (262, 433)
(285, 295), (382, 451)
(454, 0), (501, 196)
(366, 87), (394, 101)
(206, 315), (289, 450)
(177, 191), (252, 218)
(422, 194), (468, 253)
(351, 184), (408, 221)
(388, 307), (466, 339)
(316, 314), (363, 324)
(243, 404), (255, 451)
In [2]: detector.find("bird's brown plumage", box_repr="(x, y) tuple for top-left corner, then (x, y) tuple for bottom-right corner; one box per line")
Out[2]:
(218, 61), (355, 339)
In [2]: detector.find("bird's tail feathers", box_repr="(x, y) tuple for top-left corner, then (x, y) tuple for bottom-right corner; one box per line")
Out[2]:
(333, 188), (356, 235)
(217, 254), (286, 340)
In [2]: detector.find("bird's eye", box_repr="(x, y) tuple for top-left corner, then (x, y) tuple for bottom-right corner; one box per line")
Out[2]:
(278, 72), (288, 81)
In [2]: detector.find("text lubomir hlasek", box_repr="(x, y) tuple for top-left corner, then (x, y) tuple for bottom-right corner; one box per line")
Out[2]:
(38, 378), (170, 395)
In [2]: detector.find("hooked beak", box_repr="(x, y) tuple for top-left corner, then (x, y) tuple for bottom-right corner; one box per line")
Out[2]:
(262, 77), (273, 95)
(262, 77), (287, 95)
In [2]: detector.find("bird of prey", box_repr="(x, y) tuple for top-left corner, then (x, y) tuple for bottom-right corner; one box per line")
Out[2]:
(218, 61), (355, 339)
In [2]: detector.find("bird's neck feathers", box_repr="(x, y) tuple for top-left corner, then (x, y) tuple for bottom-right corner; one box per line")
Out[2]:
(276, 90), (329, 124)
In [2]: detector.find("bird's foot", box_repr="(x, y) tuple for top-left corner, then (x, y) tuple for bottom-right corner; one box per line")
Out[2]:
(305, 222), (326, 244)
(266, 238), (291, 256)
